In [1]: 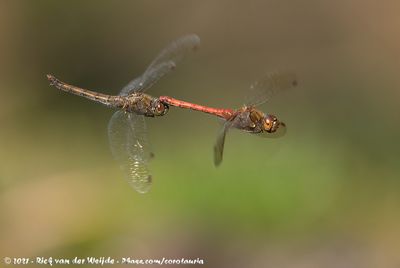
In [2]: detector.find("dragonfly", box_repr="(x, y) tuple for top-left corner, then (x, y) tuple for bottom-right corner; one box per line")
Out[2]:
(47, 34), (200, 193)
(159, 72), (297, 166)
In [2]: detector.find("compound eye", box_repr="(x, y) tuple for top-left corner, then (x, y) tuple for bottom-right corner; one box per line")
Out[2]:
(156, 103), (164, 113)
(154, 102), (169, 116)
(263, 119), (272, 132)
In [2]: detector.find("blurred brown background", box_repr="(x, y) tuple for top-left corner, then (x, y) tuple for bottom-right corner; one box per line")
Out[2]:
(1, 0), (400, 267)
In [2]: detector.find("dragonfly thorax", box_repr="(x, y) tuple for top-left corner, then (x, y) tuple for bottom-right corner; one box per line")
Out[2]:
(122, 93), (169, 117)
(237, 107), (284, 134)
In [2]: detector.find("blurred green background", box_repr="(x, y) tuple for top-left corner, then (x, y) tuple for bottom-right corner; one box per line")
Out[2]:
(1, 0), (400, 267)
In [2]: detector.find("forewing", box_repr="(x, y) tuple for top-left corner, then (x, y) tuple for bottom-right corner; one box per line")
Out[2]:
(119, 34), (200, 95)
(108, 110), (153, 193)
(213, 120), (234, 167)
(119, 61), (176, 96)
(245, 72), (297, 107)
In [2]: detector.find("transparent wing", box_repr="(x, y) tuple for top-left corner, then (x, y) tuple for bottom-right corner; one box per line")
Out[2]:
(108, 110), (153, 193)
(245, 72), (298, 107)
(119, 61), (176, 96)
(213, 120), (234, 167)
(119, 34), (200, 96)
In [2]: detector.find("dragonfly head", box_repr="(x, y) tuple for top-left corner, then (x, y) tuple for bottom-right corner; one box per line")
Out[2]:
(151, 99), (169, 116)
(263, 114), (285, 134)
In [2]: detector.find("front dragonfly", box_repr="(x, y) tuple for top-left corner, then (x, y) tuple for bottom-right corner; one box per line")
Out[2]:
(48, 34), (200, 193)
(160, 72), (297, 166)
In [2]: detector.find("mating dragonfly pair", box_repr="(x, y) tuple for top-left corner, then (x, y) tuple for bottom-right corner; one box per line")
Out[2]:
(47, 34), (297, 193)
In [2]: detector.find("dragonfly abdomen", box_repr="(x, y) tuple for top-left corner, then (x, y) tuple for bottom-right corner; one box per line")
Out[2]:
(47, 74), (123, 108)
(159, 96), (234, 119)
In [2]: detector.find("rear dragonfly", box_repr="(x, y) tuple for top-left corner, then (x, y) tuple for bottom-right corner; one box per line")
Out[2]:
(47, 34), (200, 193)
